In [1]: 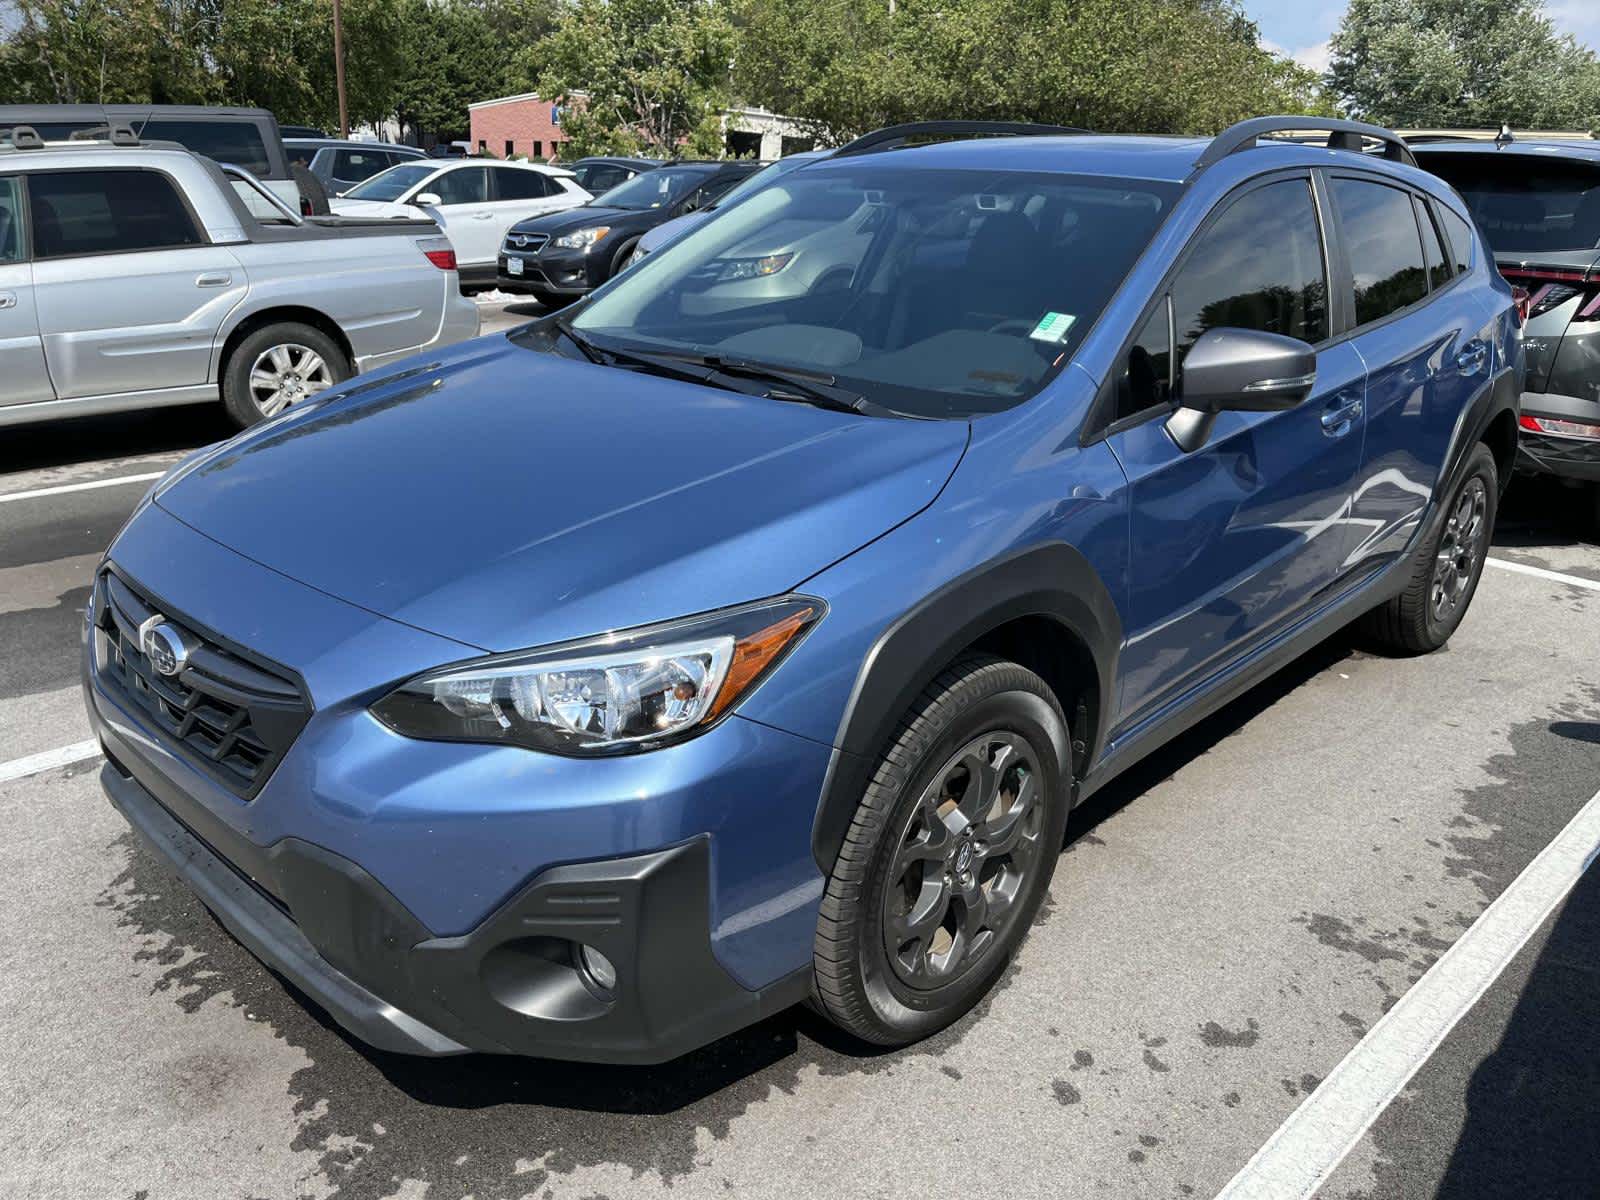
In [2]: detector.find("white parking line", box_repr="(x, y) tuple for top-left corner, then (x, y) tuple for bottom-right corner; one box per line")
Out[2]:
(1213, 781), (1600, 1200)
(0, 472), (165, 505)
(1486, 556), (1600, 593)
(0, 740), (101, 785)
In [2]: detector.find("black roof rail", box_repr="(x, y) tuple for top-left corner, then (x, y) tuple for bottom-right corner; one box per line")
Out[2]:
(1193, 116), (1417, 173)
(832, 120), (1090, 158)
(64, 122), (140, 146)
(4, 125), (44, 149)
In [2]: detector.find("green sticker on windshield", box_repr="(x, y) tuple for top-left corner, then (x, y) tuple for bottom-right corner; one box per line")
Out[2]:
(1030, 311), (1077, 343)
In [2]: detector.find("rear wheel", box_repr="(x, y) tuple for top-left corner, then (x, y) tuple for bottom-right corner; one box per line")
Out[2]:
(812, 655), (1072, 1046)
(221, 322), (350, 428)
(1361, 443), (1498, 654)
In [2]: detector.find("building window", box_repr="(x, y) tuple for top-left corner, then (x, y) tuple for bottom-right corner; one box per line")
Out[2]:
(504, 140), (515, 158)
(477, 139), (487, 153)
(533, 140), (543, 159)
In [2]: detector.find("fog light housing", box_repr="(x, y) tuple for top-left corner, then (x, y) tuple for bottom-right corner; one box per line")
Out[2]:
(579, 944), (617, 995)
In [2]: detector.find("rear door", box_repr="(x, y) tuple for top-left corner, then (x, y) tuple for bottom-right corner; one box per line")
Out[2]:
(1329, 174), (1493, 570)
(0, 175), (54, 407)
(27, 167), (246, 400)
(411, 165), (494, 266)
(1104, 172), (1366, 728)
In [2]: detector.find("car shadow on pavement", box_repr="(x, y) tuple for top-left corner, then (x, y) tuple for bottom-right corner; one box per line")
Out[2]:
(1492, 475), (1599, 550)
(1432, 830), (1600, 1199)
(2, 403), (235, 475)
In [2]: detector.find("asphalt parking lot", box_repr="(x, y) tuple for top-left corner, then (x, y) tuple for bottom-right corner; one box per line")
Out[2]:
(2, 345), (1598, 1199)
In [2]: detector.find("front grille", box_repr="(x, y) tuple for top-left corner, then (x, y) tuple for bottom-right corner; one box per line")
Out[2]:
(92, 569), (311, 799)
(505, 231), (548, 253)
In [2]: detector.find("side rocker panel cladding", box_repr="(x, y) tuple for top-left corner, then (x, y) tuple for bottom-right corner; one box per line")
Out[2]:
(809, 542), (1120, 871)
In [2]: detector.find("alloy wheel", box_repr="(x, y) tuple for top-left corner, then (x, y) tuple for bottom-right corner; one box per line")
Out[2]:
(882, 731), (1044, 990)
(1431, 477), (1488, 624)
(248, 343), (335, 416)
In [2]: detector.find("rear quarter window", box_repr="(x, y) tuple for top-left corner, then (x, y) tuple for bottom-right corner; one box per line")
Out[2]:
(1439, 208), (1476, 274)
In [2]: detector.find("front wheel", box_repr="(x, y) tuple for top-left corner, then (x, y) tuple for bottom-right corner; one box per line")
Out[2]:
(221, 322), (350, 428)
(1361, 443), (1498, 654)
(812, 655), (1072, 1046)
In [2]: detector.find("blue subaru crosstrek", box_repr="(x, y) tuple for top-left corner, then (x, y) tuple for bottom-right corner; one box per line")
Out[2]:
(86, 118), (1521, 1063)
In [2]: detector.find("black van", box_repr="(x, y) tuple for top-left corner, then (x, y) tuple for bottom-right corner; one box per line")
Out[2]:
(0, 104), (300, 210)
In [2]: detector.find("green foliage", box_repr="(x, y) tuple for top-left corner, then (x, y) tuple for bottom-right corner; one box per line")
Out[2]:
(1328, 0), (1600, 129)
(731, 0), (1335, 143)
(523, 0), (735, 157)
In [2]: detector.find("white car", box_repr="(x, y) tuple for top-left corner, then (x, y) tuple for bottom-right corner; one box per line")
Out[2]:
(331, 160), (591, 288)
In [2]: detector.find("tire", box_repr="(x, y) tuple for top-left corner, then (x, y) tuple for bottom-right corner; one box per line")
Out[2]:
(812, 654), (1073, 1046)
(607, 237), (640, 282)
(221, 322), (350, 429)
(1360, 442), (1498, 654)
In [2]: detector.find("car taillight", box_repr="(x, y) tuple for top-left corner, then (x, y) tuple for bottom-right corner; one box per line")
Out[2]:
(1521, 414), (1600, 439)
(1500, 266), (1597, 321)
(417, 237), (457, 271)
(1511, 284), (1531, 325)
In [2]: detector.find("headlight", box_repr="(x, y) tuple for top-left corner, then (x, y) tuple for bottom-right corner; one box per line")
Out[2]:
(716, 252), (793, 282)
(553, 226), (611, 251)
(371, 596), (822, 755)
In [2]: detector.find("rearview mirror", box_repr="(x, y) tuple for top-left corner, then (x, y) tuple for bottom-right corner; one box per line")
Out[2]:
(414, 192), (443, 207)
(1165, 328), (1316, 452)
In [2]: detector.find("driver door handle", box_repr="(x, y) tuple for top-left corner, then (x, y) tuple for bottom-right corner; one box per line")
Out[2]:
(196, 272), (232, 288)
(1321, 393), (1363, 436)
(0, 291), (15, 310)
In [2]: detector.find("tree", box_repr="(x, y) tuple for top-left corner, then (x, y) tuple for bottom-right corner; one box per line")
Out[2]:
(522, 0), (736, 157)
(394, 0), (556, 143)
(1327, 0), (1600, 128)
(0, 0), (178, 104)
(731, 0), (1334, 144)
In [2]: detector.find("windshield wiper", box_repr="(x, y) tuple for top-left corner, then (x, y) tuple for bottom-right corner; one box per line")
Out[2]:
(555, 322), (711, 385)
(662, 352), (894, 416)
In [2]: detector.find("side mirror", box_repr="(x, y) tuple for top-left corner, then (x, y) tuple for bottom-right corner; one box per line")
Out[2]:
(414, 192), (443, 207)
(1165, 328), (1316, 452)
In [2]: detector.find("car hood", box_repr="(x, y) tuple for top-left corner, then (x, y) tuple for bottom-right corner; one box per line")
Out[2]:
(155, 337), (969, 653)
(328, 197), (412, 217)
(508, 205), (646, 236)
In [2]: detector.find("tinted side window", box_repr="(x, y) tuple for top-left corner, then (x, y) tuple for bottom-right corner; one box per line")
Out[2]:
(1331, 178), (1429, 325)
(585, 165), (630, 193)
(1169, 178), (1329, 371)
(429, 166), (488, 205)
(1416, 197), (1451, 288)
(698, 172), (751, 208)
(333, 148), (394, 183)
(141, 119), (272, 177)
(1439, 207), (1475, 274)
(492, 167), (551, 200)
(0, 177), (23, 263)
(29, 169), (202, 258)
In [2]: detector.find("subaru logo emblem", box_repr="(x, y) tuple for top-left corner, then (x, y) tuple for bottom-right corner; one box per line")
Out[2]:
(138, 615), (191, 677)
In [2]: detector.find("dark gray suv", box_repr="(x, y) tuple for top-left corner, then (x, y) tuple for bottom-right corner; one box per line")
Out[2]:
(1416, 139), (1600, 525)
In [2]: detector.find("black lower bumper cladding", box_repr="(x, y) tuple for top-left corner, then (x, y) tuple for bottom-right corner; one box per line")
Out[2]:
(100, 752), (807, 1063)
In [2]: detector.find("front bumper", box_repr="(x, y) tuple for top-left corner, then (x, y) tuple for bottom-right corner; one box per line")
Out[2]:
(98, 740), (809, 1062)
(497, 246), (604, 296)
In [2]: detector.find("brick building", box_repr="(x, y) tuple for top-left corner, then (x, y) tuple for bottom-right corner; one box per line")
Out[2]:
(467, 92), (576, 161)
(468, 93), (812, 162)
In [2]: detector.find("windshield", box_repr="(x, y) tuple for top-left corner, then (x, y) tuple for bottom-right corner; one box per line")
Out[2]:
(1418, 152), (1600, 254)
(344, 162), (437, 201)
(592, 165), (715, 210)
(563, 164), (1178, 418)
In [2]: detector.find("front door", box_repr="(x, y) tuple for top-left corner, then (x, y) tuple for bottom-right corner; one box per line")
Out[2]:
(27, 166), (246, 400)
(0, 175), (53, 408)
(1105, 174), (1366, 732)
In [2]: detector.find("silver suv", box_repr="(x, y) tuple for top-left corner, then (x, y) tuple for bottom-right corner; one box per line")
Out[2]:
(0, 131), (479, 428)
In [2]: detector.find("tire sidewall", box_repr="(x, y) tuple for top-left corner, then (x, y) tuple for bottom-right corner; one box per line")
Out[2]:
(1423, 445), (1499, 644)
(223, 323), (349, 428)
(853, 682), (1070, 1039)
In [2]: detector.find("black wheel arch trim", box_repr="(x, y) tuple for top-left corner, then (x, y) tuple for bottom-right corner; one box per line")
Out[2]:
(810, 541), (1120, 872)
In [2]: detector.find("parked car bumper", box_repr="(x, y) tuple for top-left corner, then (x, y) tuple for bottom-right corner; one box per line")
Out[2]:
(355, 283), (480, 374)
(496, 246), (607, 296)
(1517, 391), (1600, 483)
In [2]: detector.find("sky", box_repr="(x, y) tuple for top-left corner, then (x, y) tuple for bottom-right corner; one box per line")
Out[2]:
(1242, 0), (1600, 75)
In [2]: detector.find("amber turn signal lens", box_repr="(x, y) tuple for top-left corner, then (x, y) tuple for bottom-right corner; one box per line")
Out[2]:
(708, 605), (818, 719)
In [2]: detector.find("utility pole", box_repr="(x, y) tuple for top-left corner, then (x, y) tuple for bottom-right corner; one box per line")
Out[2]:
(332, 0), (349, 139)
